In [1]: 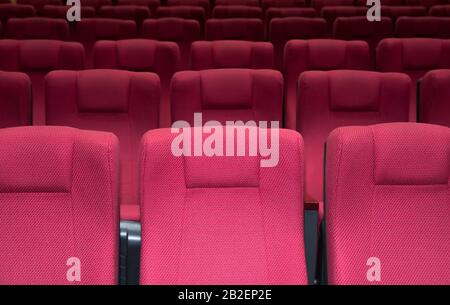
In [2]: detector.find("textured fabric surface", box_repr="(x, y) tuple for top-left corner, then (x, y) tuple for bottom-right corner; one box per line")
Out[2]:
(99, 5), (151, 27)
(326, 123), (450, 284)
(297, 70), (410, 205)
(140, 127), (307, 284)
(117, 0), (161, 12)
(320, 6), (367, 27)
(216, 0), (259, 5)
(396, 17), (450, 38)
(0, 71), (31, 128)
(45, 70), (160, 220)
(79, 0), (112, 11)
(283, 39), (371, 129)
(265, 8), (316, 28)
(0, 4), (35, 25)
(261, 0), (306, 10)
(206, 18), (265, 41)
(155, 6), (206, 25)
(430, 4), (450, 16)
(42, 5), (96, 19)
(311, 0), (354, 11)
(419, 69), (450, 127)
(191, 40), (274, 70)
(6, 17), (69, 40)
(0, 126), (119, 284)
(167, 0), (210, 16)
(16, 0), (63, 13)
(170, 68), (283, 125)
(381, 6), (426, 22)
(213, 5), (263, 19)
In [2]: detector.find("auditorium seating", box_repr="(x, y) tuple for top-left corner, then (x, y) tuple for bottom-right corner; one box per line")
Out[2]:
(16, 0), (62, 14)
(283, 39), (372, 129)
(261, 0), (306, 10)
(155, 6), (206, 26)
(0, 39), (85, 125)
(142, 18), (201, 69)
(312, 0), (354, 12)
(381, 6), (427, 22)
(320, 6), (367, 27)
(79, 0), (112, 12)
(42, 5), (96, 19)
(215, 0), (259, 5)
(377, 38), (450, 120)
(0, 71), (31, 128)
(99, 5), (151, 28)
(205, 18), (265, 41)
(117, 0), (161, 12)
(93, 39), (180, 126)
(170, 69), (283, 124)
(405, 0), (447, 9)
(139, 127), (308, 285)
(167, 0), (211, 16)
(190, 40), (274, 69)
(212, 5), (263, 19)
(0, 4), (35, 25)
(265, 8), (317, 26)
(6, 17), (69, 40)
(325, 123), (450, 285)
(297, 71), (410, 213)
(356, 0), (403, 4)
(396, 17), (450, 38)
(418, 69), (450, 127)
(429, 4), (450, 16)
(0, 126), (119, 285)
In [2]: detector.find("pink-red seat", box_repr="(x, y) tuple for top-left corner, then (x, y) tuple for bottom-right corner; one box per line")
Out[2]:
(167, 0), (210, 16)
(99, 5), (151, 26)
(139, 127), (308, 285)
(429, 4), (450, 16)
(142, 18), (201, 69)
(16, 0), (62, 13)
(356, 0), (403, 4)
(215, 0), (259, 5)
(0, 39), (85, 125)
(269, 17), (328, 69)
(93, 39), (180, 127)
(326, 122), (450, 285)
(311, 0), (354, 12)
(377, 38), (450, 120)
(396, 17), (450, 38)
(0, 4), (35, 25)
(170, 69), (283, 125)
(117, 0), (160, 12)
(6, 17), (69, 40)
(155, 6), (205, 25)
(0, 71), (31, 128)
(265, 8), (316, 26)
(190, 41), (274, 70)
(297, 71), (410, 209)
(79, 0), (112, 12)
(418, 69), (450, 127)
(206, 18), (264, 41)
(283, 39), (372, 129)
(405, 0), (447, 8)
(381, 6), (427, 22)
(321, 6), (367, 27)
(45, 70), (160, 221)
(42, 5), (96, 19)
(0, 126), (119, 285)
(261, 0), (306, 10)
(212, 5), (263, 19)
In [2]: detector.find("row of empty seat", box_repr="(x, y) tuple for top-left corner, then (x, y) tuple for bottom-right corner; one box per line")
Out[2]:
(1, 122), (448, 284)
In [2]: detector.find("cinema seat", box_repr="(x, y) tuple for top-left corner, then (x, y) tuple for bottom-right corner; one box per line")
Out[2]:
(16, 0), (62, 13)
(269, 17), (328, 69)
(265, 7), (316, 25)
(325, 123), (450, 285)
(117, 0), (160, 12)
(167, 0), (210, 16)
(0, 71), (31, 128)
(261, 0), (306, 10)
(396, 17), (450, 38)
(215, 0), (259, 5)
(45, 70), (160, 221)
(206, 18), (264, 41)
(0, 126), (119, 285)
(311, 0), (354, 12)
(212, 5), (263, 19)
(99, 5), (151, 28)
(155, 6), (205, 26)
(93, 39), (180, 127)
(42, 5), (96, 19)
(429, 4), (450, 16)
(0, 40), (85, 125)
(356, 0), (403, 4)
(418, 69), (450, 127)
(0, 4), (35, 25)
(6, 17), (69, 40)
(79, 0), (112, 12)
(381, 6), (427, 23)
(142, 18), (201, 69)
(297, 71), (410, 215)
(139, 127), (308, 285)
(377, 38), (450, 120)
(405, 0), (446, 9)
(320, 6), (367, 27)
(283, 39), (372, 129)
(170, 69), (283, 124)
(190, 41), (274, 70)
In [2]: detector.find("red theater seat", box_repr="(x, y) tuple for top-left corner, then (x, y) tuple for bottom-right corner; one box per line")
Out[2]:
(283, 39), (372, 129)
(42, 5), (96, 19)
(0, 40), (85, 125)
(0, 4), (35, 25)
(212, 5), (263, 19)
(99, 5), (151, 28)
(396, 17), (450, 38)
(356, 0), (403, 4)
(0, 71), (31, 128)
(261, 0), (306, 10)
(265, 8), (317, 25)
(215, 0), (259, 5)
(45, 69), (160, 221)
(320, 6), (367, 27)
(6, 17), (69, 40)
(0, 126), (119, 285)
(93, 39), (180, 127)
(429, 4), (450, 16)
(326, 123), (450, 285)
(170, 69), (283, 124)
(205, 18), (264, 41)
(377, 38), (450, 120)
(167, 0), (210, 16)
(139, 127), (308, 285)
(418, 69), (450, 127)
(405, 0), (447, 8)
(117, 0), (160, 12)
(190, 40), (274, 70)
(381, 6), (427, 23)
(155, 6), (205, 26)
(16, 0), (62, 13)
(297, 71), (410, 212)
(79, 0), (112, 11)
(311, 0), (354, 12)
(142, 18), (201, 69)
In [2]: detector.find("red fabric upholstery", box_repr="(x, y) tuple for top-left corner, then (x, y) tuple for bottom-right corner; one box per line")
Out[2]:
(381, 6), (427, 22)
(284, 39), (372, 129)
(396, 17), (450, 38)
(117, 0), (160, 12)
(167, 0), (210, 16)
(93, 39), (180, 127)
(0, 71), (31, 128)
(191, 40), (274, 70)
(155, 6), (205, 25)
(79, 0), (112, 11)
(429, 4), (450, 16)
(326, 123), (450, 285)
(215, 0), (259, 5)
(419, 69), (450, 127)
(206, 18), (264, 41)
(16, 0), (62, 13)
(170, 69), (283, 125)
(0, 4), (35, 24)
(212, 5), (263, 19)
(311, 0), (354, 11)
(42, 5), (96, 19)
(99, 5), (151, 27)
(265, 8), (316, 26)
(405, 0), (447, 8)
(320, 6), (367, 27)
(297, 71), (410, 204)
(139, 127), (308, 285)
(0, 39), (85, 125)
(0, 126), (119, 285)
(356, 0), (403, 4)
(261, 0), (306, 10)
(377, 38), (450, 120)
(142, 18), (201, 69)
(6, 17), (69, 40)
(45, 70), (160, 221)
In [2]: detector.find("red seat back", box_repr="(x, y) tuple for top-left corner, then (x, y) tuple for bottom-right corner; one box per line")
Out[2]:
(0, 71), (31, 128)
